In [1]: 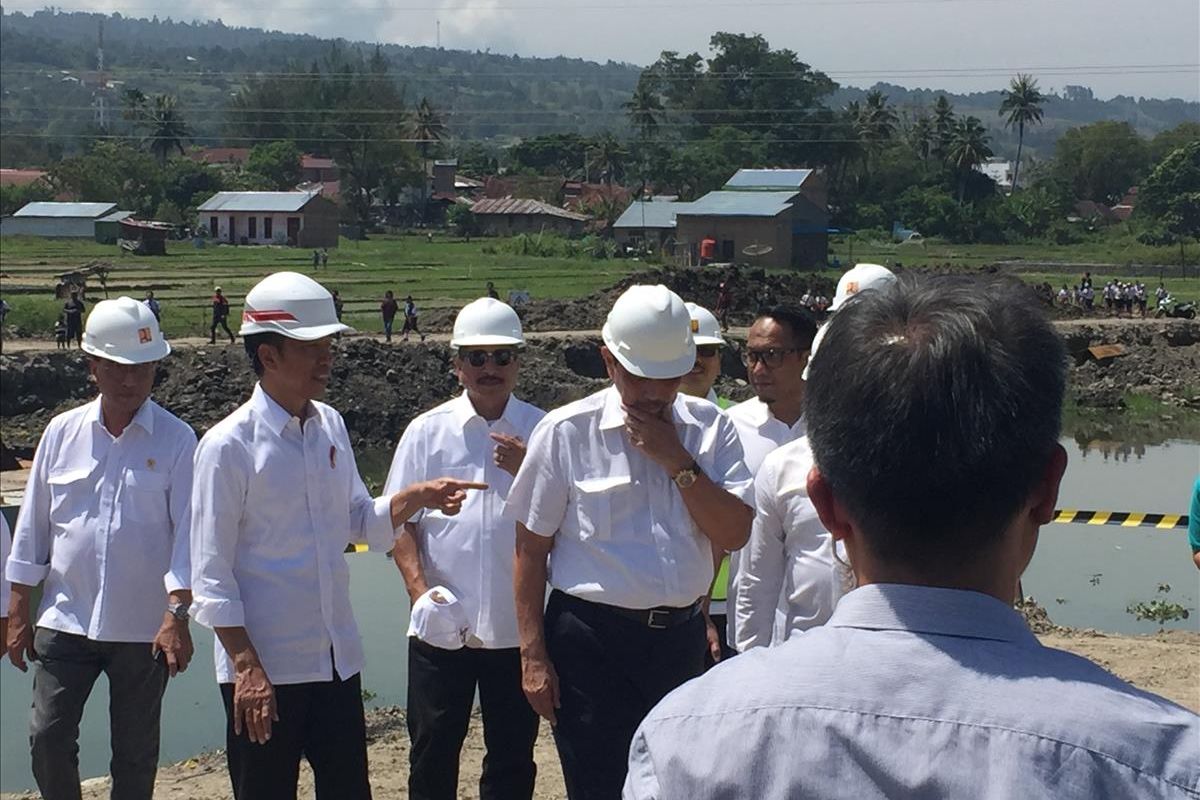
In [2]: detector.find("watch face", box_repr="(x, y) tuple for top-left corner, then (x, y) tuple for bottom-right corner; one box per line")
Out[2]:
(675, 470), (697, 489)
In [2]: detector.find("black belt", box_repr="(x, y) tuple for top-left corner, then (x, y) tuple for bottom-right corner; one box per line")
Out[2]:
(555, 590), (702, 630)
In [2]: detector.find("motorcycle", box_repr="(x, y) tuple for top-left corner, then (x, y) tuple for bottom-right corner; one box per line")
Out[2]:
(1155, 295), (1197, 319)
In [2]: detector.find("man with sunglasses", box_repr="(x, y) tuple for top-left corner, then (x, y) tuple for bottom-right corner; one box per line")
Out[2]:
(385, 297), (546, 800)
(722, 306), (817, 648)
(507, 284), (754, 800)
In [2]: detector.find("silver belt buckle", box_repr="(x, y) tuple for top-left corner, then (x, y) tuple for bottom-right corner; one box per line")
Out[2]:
(647, 609), (670, 629)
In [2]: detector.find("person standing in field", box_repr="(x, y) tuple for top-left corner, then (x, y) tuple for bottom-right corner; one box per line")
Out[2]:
(63, 291), (86, 348)
(189, 271), (485, 800)
(386, 297), (546, 800)
(381, 290), (400, 343)
(144, 290), (162, 322)
(5, 297), (195, 800)
(714, 280), (733, 331)
(403, 295), (425, 342)
(321, 249), (329, 269)
(210, 286), (235, 345)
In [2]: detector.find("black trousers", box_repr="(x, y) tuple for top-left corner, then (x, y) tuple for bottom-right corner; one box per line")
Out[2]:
(219, 672), (370, 800)
(210, 316), (234, 343)
(545, 591), (706, 800)
(407, 639), (538, 800)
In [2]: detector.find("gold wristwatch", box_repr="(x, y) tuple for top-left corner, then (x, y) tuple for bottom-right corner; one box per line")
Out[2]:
(672, 460), (699, 489)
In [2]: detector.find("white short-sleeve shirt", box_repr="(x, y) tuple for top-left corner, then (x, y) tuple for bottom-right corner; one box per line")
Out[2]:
(384, 393), (545, 649)
(503, 387), (754, 610)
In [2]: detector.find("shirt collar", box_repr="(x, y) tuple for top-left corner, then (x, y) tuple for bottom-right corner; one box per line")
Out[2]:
(88, 397), (156, 436)
(251, 383), (315, 435)
(450, 392), (518, 430)
(598, 386), (626, 431)
(828, 584), (1039, 646)
(705, 388), (718, 405)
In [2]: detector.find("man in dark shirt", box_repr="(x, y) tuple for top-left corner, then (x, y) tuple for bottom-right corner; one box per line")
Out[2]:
(209, 287), (234, 345)
(380, 291), (399, 343)
(63, 292), (86, 348)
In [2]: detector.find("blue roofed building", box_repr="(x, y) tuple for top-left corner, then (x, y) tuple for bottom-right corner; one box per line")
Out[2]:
(196, 190), (339, 248)
(612, 199), (693, 253)
(1, 202), (121, 238)
(675, 168), (828, 268)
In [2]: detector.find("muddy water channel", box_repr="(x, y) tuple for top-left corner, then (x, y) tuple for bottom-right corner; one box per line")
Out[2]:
(1, 436), (1197, 792)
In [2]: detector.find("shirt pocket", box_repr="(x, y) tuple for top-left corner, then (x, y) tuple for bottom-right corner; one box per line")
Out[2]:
(122, 468), (170, 523)
(422, 465), (479, 530)
(572, 474), (632, 541)
(46, 466), (91, 522)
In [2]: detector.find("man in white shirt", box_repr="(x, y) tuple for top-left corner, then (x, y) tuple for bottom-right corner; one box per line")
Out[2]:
(190, 272), (484, 800)
(5, 297), (195, 800)
(1, 514), (11, 654)
(722, 305), (817, 646)
(506, 284), (754, 800)
(385, 297), (546, 800)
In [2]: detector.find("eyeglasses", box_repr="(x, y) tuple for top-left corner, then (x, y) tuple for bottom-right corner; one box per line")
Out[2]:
(462, 348), (518, 368)
(695, 345), (721, 359)
(742, 348), (801, 368)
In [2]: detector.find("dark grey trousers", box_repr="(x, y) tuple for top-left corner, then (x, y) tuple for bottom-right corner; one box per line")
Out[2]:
(30, 627), (168, 800)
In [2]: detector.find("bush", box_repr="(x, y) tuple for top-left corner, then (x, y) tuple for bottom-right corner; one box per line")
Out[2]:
(4, 296), (64, 336)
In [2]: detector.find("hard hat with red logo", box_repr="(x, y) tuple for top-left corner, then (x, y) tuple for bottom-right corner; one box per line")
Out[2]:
(684, 302), (725, 346)
(239, 271), (351, 340)
(81, 296), (170, 364)
(830, 263), (897, 311)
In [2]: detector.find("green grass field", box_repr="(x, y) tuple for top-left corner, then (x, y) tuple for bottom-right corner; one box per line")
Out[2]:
(2, 233), (1198, 338)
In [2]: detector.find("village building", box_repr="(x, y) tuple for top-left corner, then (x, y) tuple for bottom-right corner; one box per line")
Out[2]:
(469, 197), (589, 237)
(674, 169), (829, 269)
(976, 157), (1015, 192)
(197, 190), (339, 248)
(1, 202), (123, 238)
(612, 200), (692, 252)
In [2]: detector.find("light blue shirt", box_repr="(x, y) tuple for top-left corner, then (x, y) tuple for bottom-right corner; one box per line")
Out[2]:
(625, 584), (1200, 799)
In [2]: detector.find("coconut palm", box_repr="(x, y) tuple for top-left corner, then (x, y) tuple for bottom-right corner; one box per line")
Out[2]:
(906, 112), (935, 165)
(145, 95), (190, 165)
(588, 133), (627, 186)
(999, 73), (1045, 192)
(932, 94), (955, 159)
(410, 96), (447, 167)
(624, 81), (664, 143)
(946, 116), (993, 204)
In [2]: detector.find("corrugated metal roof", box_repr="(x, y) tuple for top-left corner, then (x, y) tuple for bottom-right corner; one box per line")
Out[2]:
(679, 191), (798, 217)
(197, 191), (319, 213)
(613, 201), (692, 229)
(470, 197), (588, 221)
(98, 210), (136, 223)
(724, 169), (813, 190)
(13, 202), (117, 218)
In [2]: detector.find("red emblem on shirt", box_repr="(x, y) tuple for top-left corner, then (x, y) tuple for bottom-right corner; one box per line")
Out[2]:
(137, 327), (152, 343)
(329, 445), (337, 469)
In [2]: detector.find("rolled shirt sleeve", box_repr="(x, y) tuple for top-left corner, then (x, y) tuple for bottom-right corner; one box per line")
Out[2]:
(164, 432), (197, 593)
(734, 457), (788, 651)
(502, 416), (569, 538)
(5, 423), (56, 588)
(189, 435), (248, 629)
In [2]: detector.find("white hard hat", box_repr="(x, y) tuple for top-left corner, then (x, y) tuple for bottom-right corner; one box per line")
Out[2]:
(801, 322), (828, 381)
(451, 297), (524, 348)
(831, 263), (897, 311)
(81, 296), (170, 365)
(239, 271), (351, 340)
(602, 284), (695, 380)
(685, 302), (724, 346)
(407, 586), (479, 650)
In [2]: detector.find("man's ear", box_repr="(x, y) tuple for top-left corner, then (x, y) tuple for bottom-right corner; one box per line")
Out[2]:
(808, 466), (854, 544)
(257, 340), (283, 375)
(1029, 443), (1068, 526)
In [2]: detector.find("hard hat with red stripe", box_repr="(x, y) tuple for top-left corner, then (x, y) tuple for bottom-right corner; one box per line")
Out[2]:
(239, 271), (351, 340)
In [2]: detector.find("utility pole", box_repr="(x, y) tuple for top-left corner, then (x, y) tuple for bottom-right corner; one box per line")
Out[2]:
(92, 18), (109, 130)
(436, 19), (441, 49)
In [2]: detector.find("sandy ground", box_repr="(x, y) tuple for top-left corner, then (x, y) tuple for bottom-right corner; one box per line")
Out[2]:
(3, 628), (1195, 800)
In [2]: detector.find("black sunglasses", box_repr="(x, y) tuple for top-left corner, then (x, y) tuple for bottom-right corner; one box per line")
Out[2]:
(742, 348), (801, 368)
(462, 348), (518, 368)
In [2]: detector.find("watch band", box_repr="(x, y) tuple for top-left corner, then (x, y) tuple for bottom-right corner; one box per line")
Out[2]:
(167, 602), (190, 622)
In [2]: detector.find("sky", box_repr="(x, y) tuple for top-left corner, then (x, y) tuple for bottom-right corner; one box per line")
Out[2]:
(7, 0), (1200, 101)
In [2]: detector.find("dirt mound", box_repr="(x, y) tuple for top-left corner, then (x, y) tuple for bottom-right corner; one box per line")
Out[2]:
(1064, 320), (1200, 411)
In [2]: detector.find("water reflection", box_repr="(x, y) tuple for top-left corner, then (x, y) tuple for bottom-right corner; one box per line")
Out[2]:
(1073, 436), (1148, 462)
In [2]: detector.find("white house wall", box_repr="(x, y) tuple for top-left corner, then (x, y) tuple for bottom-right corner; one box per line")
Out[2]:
(198, 211), (306, 245)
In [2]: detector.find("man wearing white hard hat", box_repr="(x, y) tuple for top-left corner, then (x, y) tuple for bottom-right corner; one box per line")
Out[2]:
(385, 296), (545, 800)
(733, 264), (897, 652)
(506, 284), (754, 799)
(189, 271), (486, 800)
(5, 297), (196, 800)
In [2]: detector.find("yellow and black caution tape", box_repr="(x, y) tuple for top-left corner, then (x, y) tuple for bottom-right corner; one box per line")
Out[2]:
(1051, 509), (1188, 530)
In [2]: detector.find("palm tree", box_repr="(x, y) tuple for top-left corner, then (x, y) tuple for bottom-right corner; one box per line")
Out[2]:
(946, 116), (993, 204)
(906, 112), (935, 166)
(409, 97), (447, 215)
(999, 74), (1045, 192)
(624, 81), (664, 143)
(144, 95), (190, 165)
(588, 133), (627, 186)
(932, 95), (955, 159)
